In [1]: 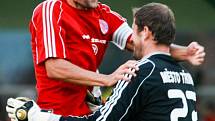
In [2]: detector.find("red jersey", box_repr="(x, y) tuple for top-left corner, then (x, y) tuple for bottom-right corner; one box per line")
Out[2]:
(30, 0), (132, 116)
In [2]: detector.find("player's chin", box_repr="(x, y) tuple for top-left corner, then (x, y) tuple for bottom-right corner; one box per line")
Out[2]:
(89, 4), (98, 8)
(87, 2), (98, 8)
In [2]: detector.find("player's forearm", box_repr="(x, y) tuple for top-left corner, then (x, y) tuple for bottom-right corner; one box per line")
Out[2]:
(170, 44), (188, 61)
(45, 59), (109, 86)
(64, 67), (109, 87)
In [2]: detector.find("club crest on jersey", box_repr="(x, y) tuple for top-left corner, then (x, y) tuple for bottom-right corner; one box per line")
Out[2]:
(99, 19), (109, 35)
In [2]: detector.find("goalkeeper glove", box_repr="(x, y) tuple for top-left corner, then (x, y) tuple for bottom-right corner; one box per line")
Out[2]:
(86, 90), (102, 112)
(6, 97), (60, 121)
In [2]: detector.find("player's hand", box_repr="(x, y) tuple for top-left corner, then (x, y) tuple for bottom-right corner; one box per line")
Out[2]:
(186, 42), (205, 66)
(105, 60), (139, 86)
(6, 97), (38, 121)
(6, 97), (60, 121)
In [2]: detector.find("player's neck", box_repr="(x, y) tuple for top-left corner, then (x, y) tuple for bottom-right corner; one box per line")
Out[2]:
(66, 0), (88, 10)
(142, 42), (170, 58)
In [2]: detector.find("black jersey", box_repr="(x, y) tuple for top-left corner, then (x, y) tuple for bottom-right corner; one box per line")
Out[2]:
(60, 53), (198, 121)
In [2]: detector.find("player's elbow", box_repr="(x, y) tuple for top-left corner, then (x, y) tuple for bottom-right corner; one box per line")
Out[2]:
(46, 68), (57, 79)
(45, 59), (67, 79)
(46, 64), (60, 79)
(46, 66), (70, 80)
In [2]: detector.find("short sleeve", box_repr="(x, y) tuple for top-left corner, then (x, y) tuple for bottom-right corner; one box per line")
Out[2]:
(30, 0), (67, 64)
(101, 4), (133, 50)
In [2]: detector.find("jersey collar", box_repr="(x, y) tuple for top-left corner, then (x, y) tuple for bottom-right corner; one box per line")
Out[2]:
(139, 51), (171, 62)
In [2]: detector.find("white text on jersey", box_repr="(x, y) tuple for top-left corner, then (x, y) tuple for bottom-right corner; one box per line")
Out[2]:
(82, 34), (107, 44)
(160, 68), (194, 85)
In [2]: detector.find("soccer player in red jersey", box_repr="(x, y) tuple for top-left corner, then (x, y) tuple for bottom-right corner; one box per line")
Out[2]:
(29, 0), (205, 117)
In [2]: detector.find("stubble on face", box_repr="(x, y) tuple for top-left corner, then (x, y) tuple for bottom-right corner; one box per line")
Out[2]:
(132, 24), (143, 60)
(133, 43), (143, 60)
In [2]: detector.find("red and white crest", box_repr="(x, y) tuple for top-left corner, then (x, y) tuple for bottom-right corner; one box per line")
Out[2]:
(99, 19), (109, 35)
(92, 44), (98, 55)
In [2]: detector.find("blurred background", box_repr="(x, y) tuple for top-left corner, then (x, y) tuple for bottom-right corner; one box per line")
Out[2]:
(0, 0), (214, 120)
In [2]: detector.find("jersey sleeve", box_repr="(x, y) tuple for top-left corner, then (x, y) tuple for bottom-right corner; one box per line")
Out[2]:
(102, 4), (133, 50)
(59, 60), (155, 121)
(112, 22), (133, 50)
(30, 1), (67, 64)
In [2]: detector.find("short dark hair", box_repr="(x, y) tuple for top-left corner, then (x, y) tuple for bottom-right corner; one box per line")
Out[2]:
(133, 3), (176, 45)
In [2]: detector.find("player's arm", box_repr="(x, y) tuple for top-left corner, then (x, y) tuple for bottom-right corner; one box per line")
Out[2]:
(6, 97), (97, 121)
(31, 2), (138, 87)
(125, 38), (205, 65)
(62, 60), (154, 121)
(45, 58), (138, 87)
(6, 61), (151, 121)
(111, 20), (205, 66)
(169, 42), (205, 65)
(7, 97), (94, 121)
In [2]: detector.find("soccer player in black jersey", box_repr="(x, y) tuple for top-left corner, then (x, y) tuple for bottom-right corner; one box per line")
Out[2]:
(6, 3), (199, 121)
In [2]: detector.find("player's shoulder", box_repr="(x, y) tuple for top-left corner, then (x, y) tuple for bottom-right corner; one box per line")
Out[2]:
(145, 52), (179, 68)
(33, 0), (62, 14)
(97, 2), (111, 12)
(136, 59), (156, 77)
(136, 53), (176, 77)
(137, 59), (155, 69)
(97, 2), (126, 22)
